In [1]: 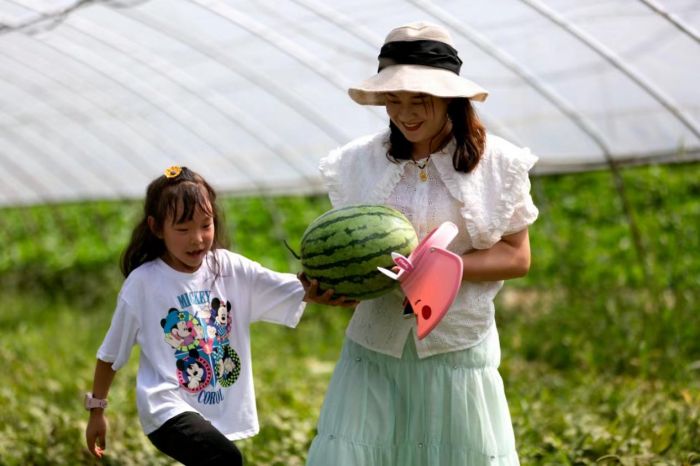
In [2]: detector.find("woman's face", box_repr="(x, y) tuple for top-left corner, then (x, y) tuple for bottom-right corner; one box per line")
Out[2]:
(385, 92), (451, 154)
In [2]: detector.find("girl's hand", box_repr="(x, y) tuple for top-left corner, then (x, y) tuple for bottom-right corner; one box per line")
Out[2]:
(298, 273), (359, 308)
(86, 410), (108, 458)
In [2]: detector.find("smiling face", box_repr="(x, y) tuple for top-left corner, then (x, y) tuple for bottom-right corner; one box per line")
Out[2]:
(173, 320), (192, 339)
(153, 198), (215, 273)
(215, 306), (228, 326)
(385, 91), (452, 158)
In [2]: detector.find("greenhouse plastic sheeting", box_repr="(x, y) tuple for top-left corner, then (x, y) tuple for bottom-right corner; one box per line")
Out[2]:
(1, 0), (699, 206)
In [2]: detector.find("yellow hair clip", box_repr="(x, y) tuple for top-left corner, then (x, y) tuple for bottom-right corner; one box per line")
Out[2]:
(164, 165), (182, 179)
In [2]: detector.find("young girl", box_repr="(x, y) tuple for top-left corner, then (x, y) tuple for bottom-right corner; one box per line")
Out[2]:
(305, 22), (539, 465)
(85, 165), (351, 465)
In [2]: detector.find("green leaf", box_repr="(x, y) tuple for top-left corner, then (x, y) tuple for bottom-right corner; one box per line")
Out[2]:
(651, 424), (676, 454)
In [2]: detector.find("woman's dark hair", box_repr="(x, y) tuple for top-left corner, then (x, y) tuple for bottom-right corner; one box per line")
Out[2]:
(387, 97), (486, 173)
(120, 167), (229, 277)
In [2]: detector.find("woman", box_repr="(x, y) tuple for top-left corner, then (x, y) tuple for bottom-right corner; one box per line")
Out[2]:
(306, 22), (538, 466)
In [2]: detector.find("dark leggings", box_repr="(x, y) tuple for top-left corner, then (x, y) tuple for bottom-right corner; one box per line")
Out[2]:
(147, 411), (244, 466)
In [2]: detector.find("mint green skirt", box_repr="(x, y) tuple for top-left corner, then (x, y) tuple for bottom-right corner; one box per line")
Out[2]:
(306, 327), (519, 466)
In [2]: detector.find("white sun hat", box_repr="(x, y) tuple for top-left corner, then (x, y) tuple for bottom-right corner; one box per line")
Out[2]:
(348, 21), (489, 106)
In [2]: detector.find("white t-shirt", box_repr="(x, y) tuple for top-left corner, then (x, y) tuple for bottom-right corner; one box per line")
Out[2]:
(97, 249), (306, 440)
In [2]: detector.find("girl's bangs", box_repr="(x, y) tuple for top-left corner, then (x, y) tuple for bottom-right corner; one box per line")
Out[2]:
(164, 182), (213, 224)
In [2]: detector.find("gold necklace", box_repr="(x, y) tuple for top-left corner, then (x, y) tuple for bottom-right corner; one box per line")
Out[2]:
(411, 154), (431, 182)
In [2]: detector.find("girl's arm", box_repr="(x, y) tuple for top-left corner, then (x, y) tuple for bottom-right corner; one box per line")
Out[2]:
(85, 359), (117, 458)
(461, 228), (531, 281)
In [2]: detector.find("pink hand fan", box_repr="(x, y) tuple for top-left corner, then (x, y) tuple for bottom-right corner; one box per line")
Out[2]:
(378, 222), (463, 339)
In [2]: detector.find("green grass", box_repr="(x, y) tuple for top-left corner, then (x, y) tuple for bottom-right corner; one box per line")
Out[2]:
(1, 162), (699, 465)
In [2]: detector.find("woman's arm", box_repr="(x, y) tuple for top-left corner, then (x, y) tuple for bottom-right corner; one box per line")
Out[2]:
(461, 228), (531, 281)
(85, 359), (117, 458)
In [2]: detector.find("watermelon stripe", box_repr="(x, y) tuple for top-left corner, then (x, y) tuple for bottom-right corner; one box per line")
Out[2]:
(301, 224), (368, 246)
(314, 273), (397, 294)
(302, 235), (416, 271)
(304, 210), (409, 239)
(310, 270), (394, 286)
(300, 204), (418, 300)
(302, 226), (415, 259)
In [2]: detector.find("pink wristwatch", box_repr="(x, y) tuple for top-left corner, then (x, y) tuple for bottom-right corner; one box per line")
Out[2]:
(84, 392), (108, 410)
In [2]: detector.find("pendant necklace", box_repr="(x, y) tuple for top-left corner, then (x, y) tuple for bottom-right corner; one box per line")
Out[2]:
(411, 154), (431, 182)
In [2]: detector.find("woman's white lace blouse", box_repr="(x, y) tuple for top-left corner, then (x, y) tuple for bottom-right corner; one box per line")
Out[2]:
(319, 130), (539, 358)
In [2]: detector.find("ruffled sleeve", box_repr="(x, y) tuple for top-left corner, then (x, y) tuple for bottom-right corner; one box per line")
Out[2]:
(319, 145), (346, 207)
(318, 130), (397, 207)
(500, 146), (539, 237)
(455, 135), (539, 249)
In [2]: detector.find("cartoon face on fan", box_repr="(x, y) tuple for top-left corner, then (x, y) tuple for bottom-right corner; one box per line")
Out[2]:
(160, 297), (240, 393)
(377, 222), (464, 339)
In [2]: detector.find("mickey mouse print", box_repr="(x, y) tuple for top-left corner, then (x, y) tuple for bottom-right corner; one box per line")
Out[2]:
(160, 293), (241, 403)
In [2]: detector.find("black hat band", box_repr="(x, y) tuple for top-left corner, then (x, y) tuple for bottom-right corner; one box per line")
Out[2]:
(377, 40), (462, 74)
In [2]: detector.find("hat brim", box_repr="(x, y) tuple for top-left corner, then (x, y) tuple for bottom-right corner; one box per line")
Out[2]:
(348, 65), (488, 106)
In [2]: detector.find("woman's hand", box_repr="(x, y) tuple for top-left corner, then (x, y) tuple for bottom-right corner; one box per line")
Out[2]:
(85, 410), (108, 458)
(298, 273), (359, 308)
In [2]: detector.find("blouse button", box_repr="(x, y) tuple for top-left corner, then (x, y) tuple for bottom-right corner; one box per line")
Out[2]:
(355, 357), (362, 362)
(329, 434), (335, 440)
(418, 442), (424, 448)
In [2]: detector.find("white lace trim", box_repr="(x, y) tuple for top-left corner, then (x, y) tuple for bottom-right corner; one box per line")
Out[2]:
(319, 131), (538, 248)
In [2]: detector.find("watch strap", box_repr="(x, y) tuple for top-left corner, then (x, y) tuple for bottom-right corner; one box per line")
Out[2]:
(84, 392), (108, 410)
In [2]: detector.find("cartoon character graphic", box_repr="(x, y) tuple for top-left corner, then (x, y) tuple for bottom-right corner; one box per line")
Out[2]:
(175, 349), (213, 393)
(208, 298), (232, 342)
(161, 297), (241, 396)
(206, 298), (240, 387)
(160, 308), (204, 352)
(212, 345), (241, 388)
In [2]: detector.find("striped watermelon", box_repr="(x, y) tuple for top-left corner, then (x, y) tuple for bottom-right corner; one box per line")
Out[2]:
(300, 204), (418, 300)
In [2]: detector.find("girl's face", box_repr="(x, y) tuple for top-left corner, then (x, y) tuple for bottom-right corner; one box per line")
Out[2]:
(156, 200), (215, 273)
(385, 92), (451, 156)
